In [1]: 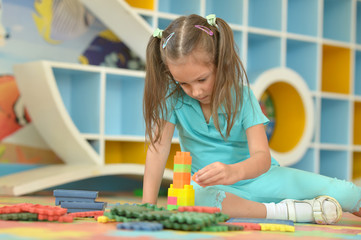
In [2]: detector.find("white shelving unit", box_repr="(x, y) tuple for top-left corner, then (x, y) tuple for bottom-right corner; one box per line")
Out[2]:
(2, 0), (360, 195)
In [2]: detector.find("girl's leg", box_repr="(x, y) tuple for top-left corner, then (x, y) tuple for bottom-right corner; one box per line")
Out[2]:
(221, 191), (340, 224)
(241, 165), (361, 214)
(221, 192), (267, 218)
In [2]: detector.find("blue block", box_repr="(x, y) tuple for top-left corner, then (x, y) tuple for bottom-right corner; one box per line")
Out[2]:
(117, 222), (163, 231)
(53, 189), (98, 198)
(66, 208), (103, 213)
(55, 197), (96, 206)
(60, 201), (106, 210)
(227, 218), (294, 226)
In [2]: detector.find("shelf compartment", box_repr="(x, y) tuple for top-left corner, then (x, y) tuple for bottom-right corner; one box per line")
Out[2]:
(158, 0), (200, 15)
(233, 30), (243, 60)
(286, 39), (318, 91)
(289, 148), (316, 173)
(321, 45), (351, 94)
(105, 74), (144, 136)
(158, 18), (173, 30)
(323, 0), (351, 42)
(320, 98), (350, 145)
(52, 68), (101, 134)
(125, 0), (154, 10)
(248, 0), (282, 31)
(355, 51), (361, 96)
(287, 0), (318, 37)
(87, 139), (100, 154)
(356, 1), (361, 44)
(247, 33), (281, 83)
(205, 0), (243, 25)
(355, 102), (361, 145)
(320, 150), (350, 180)
(104, 141), (180, 170)
(353, 152), (361, 180)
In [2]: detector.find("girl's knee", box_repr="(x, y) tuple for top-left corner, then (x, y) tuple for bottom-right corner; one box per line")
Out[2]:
(328, 179), (361, 212)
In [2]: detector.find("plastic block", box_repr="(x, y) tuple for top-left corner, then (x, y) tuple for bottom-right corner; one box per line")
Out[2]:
(260, 223), (295, 232)
(0, 212), (38, 221)
(174, 152), (192, 165)
(177, 185), (195, 206)
(0, 205), (23, 214)
(111, 203), (152, 219)
(117, 222), (163, 231)
(227, 218), (294, 226)
(97, 216), (115, 223)
(167, 205), (178, 211)
(173, 172), (191, 188)
(104, 211), (134, 222)
(167, 196), (177, 205)
(168, 184), (181, 197)
(138, 210), (174, 221)
(173, 164), (191, 173)
(53, 189), (98, 198)
(222, 222), (261, 230)
(58, 215), (74, 223)
(68, 210), (104, 218)
(161, 219), (204, 231)
(55, 197), (96, 205)
(178, 206), (220, 214)
(20, 203), (67, 216)
(201, 224), (229, 232)
(60, 201), (106, 210)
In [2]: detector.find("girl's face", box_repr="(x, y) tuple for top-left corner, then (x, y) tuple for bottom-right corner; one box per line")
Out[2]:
(167, 51), (216, 105)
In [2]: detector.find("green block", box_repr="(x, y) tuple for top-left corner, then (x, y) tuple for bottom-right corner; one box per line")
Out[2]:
(173, 164), (191, 173)
(167, 205), (178, 211)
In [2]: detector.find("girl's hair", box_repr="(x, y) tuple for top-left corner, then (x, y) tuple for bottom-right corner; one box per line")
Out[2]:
(143, 14), (249, 146)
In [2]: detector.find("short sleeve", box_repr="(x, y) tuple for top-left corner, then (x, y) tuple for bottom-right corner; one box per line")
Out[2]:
(241, 86), (269, 129)
(162, 95), (178, 124)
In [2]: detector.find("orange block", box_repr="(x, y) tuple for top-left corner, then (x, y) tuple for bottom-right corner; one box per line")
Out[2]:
(174, 151), (192, 165)
(173, 172), (191, 188)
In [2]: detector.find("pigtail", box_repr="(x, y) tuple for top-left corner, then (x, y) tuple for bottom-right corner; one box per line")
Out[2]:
(143, 35), (169, 147)
(211, 17), (248, 139)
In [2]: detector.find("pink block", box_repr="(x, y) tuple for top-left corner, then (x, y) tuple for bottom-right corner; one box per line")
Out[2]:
(167, 196), (177, 205)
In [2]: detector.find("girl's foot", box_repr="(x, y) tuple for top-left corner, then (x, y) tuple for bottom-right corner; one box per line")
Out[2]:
(281, 195), (342, 224)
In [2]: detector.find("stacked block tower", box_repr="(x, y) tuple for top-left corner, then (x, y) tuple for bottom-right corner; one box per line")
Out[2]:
(167, 151), (195, 210)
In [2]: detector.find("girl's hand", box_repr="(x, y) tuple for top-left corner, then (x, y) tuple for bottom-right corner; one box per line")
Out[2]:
(193, 162), (240, 187)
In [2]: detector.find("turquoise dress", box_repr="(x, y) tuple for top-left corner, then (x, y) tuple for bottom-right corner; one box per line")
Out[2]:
(165, 86), (361, 213)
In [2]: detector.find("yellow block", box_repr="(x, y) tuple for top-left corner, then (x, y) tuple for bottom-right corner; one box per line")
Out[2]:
(267, 82), (305, 153)
(125, 0), (154, 10)
(321, 45), (350, 94)
(354, 102), (361, 145)
(259, 223), (295, 232)
(177, 185), (195, 206)
(168, 184), (181, 197)
(104, 141), (180, 169)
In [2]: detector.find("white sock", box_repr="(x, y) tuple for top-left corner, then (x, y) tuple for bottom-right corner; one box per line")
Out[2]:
(264, 202), (288, 220)
(264, 200), (338, 222)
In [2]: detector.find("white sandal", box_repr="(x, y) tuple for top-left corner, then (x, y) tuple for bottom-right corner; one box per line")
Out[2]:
(281, 195), (342, 224)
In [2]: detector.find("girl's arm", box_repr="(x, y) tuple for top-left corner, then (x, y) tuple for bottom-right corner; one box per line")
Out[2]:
(195, 124), (271, 186)
(142, 121), (175, 204)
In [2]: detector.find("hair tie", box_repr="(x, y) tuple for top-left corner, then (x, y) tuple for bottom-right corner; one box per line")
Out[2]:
(206, 14), (218, 28)
(153, 28), (163, 38)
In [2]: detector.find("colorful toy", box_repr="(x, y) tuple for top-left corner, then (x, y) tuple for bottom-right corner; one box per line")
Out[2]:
(226, 218), (295, 232)
(117, 222), (163, 231)
(53, 189), (107, 213)
(167, 152), (195, 210)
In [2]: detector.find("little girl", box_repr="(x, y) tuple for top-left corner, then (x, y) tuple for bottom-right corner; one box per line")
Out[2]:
(142, 14), (361, 224)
